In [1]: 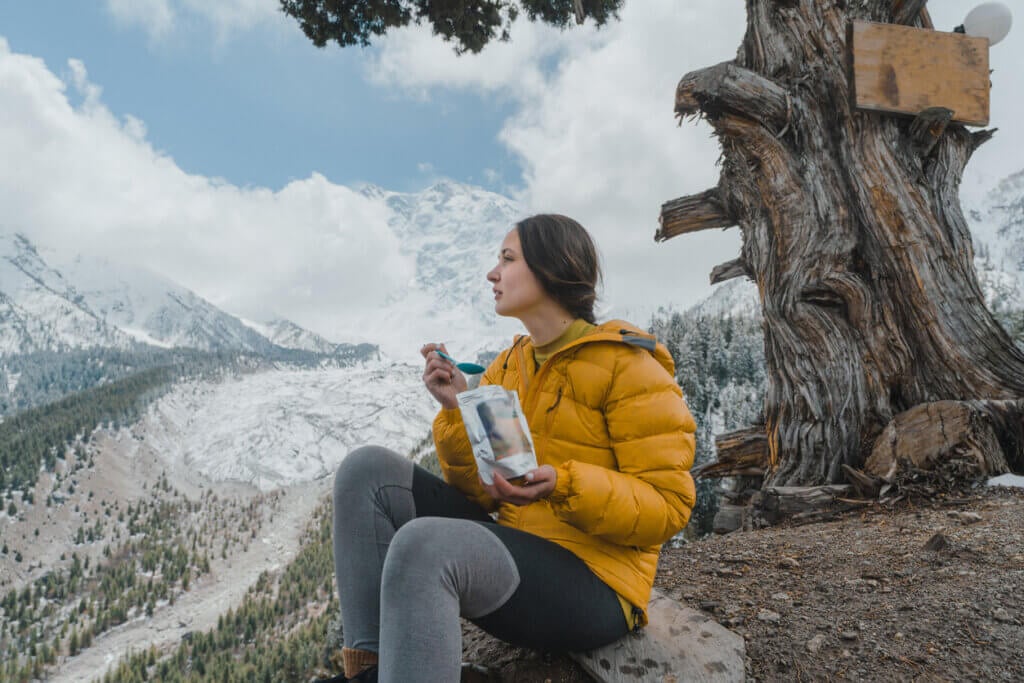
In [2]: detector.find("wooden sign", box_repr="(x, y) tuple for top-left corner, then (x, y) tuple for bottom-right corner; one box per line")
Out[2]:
(849, 20), (990, 126)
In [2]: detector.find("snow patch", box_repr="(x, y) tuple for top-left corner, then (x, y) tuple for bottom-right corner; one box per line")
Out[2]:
(128, 362), (438, 490)
(988, 473), (1024, 489)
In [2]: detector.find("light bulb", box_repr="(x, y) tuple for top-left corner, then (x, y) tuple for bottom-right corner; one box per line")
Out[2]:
(955, 2), (1013, 46)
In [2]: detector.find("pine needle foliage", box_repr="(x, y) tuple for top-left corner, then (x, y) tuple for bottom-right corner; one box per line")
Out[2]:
(100, 500), (337, 683)
(279, 0), (624, 54)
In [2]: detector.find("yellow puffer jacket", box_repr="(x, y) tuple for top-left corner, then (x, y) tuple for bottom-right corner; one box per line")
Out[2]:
(432, 320), (696, 624)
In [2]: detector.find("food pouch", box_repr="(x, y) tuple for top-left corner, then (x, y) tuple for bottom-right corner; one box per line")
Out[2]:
(457, 385), (538, 485)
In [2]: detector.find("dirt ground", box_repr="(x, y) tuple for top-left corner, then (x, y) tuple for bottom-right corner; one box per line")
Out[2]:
(462, 485), (1024, 682)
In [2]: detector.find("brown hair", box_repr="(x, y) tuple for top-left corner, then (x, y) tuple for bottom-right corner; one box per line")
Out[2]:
(515, 214), (602, 324)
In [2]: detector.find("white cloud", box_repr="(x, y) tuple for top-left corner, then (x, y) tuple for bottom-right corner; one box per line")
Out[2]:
(105, 0), (176, 39)
(369, 0), (748, 314)
(0, 41), (412, 337)
(367, 17), (575, 99)
(178, 0), (281, 35)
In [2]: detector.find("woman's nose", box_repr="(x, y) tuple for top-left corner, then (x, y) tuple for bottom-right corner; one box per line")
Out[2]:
(486, 267), (498, 283)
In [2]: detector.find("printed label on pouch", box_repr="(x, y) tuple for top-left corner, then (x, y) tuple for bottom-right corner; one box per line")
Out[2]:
(457, 385), (537, 485)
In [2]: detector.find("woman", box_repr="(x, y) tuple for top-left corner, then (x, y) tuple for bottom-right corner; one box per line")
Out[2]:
(330, 214), (696, 682)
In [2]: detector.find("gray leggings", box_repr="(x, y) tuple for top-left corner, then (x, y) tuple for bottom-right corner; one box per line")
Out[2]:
(332, 446), (628, 683)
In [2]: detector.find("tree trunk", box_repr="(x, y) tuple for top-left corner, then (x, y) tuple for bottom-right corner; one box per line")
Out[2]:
(670, 1), (1024, 486)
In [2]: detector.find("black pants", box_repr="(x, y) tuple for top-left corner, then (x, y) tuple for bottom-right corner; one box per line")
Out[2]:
(409, 465), (629, 651)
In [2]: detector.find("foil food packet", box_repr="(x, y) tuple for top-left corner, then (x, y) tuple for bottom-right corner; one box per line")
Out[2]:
(457, 385), (538, 485)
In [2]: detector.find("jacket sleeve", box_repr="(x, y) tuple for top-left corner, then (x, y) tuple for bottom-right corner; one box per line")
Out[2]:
(547, 347), (696, 546)
(430, 355), (508, 513)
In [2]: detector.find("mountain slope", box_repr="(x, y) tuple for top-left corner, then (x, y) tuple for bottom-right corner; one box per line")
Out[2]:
(0, 232), (339, 355)
(0, 233), (134, 353)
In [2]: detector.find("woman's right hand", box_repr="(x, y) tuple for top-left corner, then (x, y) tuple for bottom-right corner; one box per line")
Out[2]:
(421, 343), (467, 410)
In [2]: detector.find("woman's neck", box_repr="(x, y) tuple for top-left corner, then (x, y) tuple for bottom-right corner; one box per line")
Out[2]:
(518, 303), (577, 346)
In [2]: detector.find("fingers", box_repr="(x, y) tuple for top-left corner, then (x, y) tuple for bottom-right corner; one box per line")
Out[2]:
(422, 353), (455, 383)
(489, 472), (548, 505)
(523, 466), (555, 484)
(420, 342), (449, 359)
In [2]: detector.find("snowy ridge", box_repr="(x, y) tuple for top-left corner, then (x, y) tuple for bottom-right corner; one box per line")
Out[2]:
(239, 318), (341, 355)
(0, 232), (331, 355)
(0, 233), (134, 353)
(354, 180), (526, 361)
(687, 279), (760, 319)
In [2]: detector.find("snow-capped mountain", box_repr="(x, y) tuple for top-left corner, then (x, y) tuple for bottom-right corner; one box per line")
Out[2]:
(356, 180), (525, 360)
(0, 232), (333, 355)
(239, 318), (344, 355)
(50, 249), (280, 354)
(0, 233), (134, 354)
(687, 279), (760, 319)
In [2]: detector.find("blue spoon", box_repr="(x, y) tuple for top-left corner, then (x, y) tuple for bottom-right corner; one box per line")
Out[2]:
(436, 349), (486, 375)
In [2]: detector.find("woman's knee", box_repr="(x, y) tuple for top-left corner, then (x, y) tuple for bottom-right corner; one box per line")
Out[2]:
(334, 445), (407, 497)
(381, 517), (461, 589)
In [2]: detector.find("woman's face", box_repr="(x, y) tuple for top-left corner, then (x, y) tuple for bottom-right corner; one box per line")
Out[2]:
(487, 229), (549, 319)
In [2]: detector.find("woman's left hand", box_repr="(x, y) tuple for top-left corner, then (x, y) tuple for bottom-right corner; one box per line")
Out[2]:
(482, 465), (557, 506)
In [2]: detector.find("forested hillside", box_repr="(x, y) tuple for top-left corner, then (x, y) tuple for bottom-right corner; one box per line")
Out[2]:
(648, 285), (767, 536)
(0, 343), (378, 418)
(1, 460), (286, 683)
(98, 501), (336, 683)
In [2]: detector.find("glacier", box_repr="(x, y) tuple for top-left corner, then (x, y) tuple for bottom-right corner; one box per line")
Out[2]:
(123, 360), (438, 490)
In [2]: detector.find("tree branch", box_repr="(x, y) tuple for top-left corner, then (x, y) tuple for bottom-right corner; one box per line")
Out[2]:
(710, 258), (751, 285)
(656, 188), (736, 242)
(573, 0), (585, 24)
(892, 0), (929, 26)
(909, 106), (954, 158)
(971, 128), (998, 152)
(675, 62), (791, 134)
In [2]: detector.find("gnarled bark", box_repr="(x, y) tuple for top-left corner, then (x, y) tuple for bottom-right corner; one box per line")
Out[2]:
(668, 0), (1024, 487)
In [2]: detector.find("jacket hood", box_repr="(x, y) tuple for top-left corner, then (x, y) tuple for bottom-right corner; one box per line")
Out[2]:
(513, 319), (676, 377)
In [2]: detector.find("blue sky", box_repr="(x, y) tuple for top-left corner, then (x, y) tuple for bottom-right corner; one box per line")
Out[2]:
(0, 2), (520, 192)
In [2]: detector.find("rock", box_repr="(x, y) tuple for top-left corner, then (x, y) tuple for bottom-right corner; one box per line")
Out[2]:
(571, 589), (745, 683)
(923, 532), (949, 552)
(840, 631), (859, 641)
(700, 600), (721, 612)
(806, 634), (827, 653)
(714, 504), (746, 534)
(993, 607), (1015, 624)
(757, 609), (781, 623)
(845, 578), (879, 591)
(771, 592), (791, 601)
(947, 511), (983, 524)
(778, 556), (800, 569)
